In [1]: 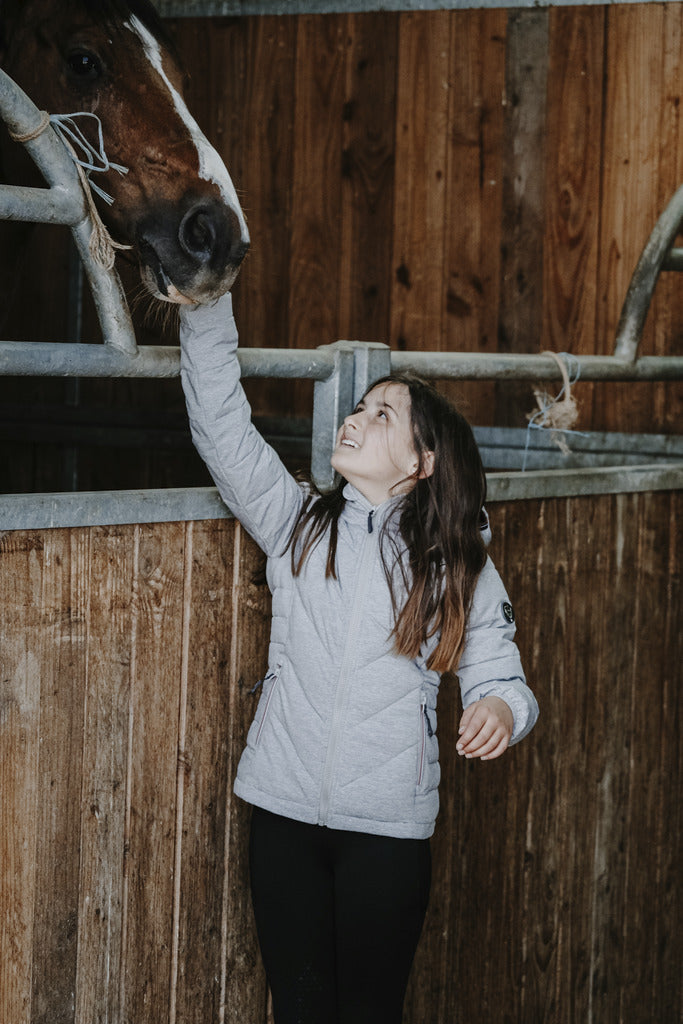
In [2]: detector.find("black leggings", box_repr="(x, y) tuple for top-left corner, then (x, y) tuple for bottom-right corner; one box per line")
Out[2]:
(249, 807), (431, 1024)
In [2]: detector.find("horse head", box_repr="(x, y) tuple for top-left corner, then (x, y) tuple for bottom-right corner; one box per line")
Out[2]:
(0, 0), (249, 305)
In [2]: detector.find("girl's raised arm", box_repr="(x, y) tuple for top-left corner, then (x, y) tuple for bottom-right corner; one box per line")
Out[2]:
(179, 291), (304, 556)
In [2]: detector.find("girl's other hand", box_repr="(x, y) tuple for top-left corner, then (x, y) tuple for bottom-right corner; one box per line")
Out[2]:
(456, 696), (513, 761)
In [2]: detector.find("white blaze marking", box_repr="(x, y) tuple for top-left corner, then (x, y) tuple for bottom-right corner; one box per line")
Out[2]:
(126, 15), (249, 243)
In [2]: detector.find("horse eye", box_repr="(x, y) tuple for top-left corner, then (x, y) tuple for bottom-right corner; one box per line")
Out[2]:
(67, 51), (102, 81)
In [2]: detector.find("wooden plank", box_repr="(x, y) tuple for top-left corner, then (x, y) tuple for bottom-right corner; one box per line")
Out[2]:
(30, 529), (89, 1024)
(120, 523), (185, 1022)
(496, 9), (549, 427)
(289, 13), (348, 350)
(232, 16), (298, 423)
(390, 11), (450, 352)
(650, 490), (682, 1022)
(338, 11), (398, 346)
(618, 491), (682, 1022)
(172, 520), (241, 1023)
(74, 525), (136, 1024)
(0, 531), (43, 1024)
(597, 3), (667, 433)
(221, 524), (272, 1024)
(542, 5), (604, 433)
(498, 500), (557, 1021)
(574, 495), (638, 1020)
(232, 15), (296, 346)
(652, 5), (683, 436)
(442, 8), (507, 426)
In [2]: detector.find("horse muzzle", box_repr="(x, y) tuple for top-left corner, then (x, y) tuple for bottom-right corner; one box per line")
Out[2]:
(136, 197), (250, 305)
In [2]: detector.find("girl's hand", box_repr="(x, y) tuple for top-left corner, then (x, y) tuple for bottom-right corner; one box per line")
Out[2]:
(457, 696), (513, 761)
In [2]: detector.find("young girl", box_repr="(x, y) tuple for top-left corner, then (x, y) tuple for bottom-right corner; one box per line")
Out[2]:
(179, 292), (539, 1024)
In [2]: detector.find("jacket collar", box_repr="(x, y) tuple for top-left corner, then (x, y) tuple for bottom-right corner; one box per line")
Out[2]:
(342, 482), (403, 529)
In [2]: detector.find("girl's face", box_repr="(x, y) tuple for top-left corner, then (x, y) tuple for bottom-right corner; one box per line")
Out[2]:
(331, 382), (430, 505)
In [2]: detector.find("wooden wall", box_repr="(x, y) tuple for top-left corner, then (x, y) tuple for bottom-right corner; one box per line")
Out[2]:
(1, 4), (682, 492)
(1, 490), (681, 1023)
(173, 1), (683, 436)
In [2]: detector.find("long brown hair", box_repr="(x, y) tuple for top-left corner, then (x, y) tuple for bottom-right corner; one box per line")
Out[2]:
(289, 373), (488, 673)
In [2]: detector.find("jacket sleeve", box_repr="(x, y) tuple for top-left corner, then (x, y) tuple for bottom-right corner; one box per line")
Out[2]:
(457, 556), (539, 745)
(179, 292), (304, 556)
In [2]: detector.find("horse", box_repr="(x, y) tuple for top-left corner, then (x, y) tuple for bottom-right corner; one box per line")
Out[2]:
(0, 0), (250, 307)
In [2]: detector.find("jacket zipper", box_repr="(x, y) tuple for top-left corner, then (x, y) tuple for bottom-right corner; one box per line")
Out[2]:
(254, 665), (281, 746)
(318, 509), (378, 825)
(418, 694), (426, 786)
(418, 695), (434, 787)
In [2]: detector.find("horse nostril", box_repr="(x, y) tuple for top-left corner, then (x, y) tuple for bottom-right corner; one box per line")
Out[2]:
(179, 204), (250, 270)
(179, 206), (216, 261)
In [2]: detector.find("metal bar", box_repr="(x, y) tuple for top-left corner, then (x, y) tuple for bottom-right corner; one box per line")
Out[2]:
(486, 463), (683, 502)
(391, 351), (683, 381)
(311, 344), (356, 491)
(157, 0), (662, 17)
(613, 183), (683, 361)
(0, 182), (83, 224)
(344, 341), (392, 405)
(0, 342), (337, 379)
(1, 341), (681, 381)
(662, 247), (683, 271)
(473, 425), (683, 457)
(0, 68), (138, 355)
(474, 425), (683, 470)
(2, 463), (681, 532)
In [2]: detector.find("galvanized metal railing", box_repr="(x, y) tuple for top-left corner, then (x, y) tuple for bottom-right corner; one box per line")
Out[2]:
(0, 68), (137, 354)
(0, 67), (681, 517)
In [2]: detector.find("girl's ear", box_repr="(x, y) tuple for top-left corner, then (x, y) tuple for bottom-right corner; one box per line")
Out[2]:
(418, 450), (435, 479)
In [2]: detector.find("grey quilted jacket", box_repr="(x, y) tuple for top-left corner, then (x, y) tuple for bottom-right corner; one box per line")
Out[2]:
(179, 293), (539, 839)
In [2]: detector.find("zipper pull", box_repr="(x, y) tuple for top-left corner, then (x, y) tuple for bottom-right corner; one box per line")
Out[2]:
(249, 668), (275, 696)
(367, 510), (374, 534)
(421, 695), (434, 738)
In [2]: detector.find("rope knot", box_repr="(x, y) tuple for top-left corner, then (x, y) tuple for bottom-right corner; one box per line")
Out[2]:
(523, 351), (584, 469)
(8, 108), (132, 270)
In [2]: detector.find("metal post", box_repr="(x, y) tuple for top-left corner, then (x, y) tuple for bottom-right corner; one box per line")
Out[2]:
(346, 340), (392, 405)
(311, 343), (356, 491)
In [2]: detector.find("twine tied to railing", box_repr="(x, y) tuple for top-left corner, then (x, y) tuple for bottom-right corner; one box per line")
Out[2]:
(9, 110), (133, 270)
(523, 351), (587, 470)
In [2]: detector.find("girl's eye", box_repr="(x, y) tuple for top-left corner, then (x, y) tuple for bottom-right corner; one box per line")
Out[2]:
(378, 410), (387, 420)
(67, 50), (103, 81)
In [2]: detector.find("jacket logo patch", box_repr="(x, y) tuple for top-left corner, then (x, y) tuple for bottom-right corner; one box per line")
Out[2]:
(502, 601), (515, 624)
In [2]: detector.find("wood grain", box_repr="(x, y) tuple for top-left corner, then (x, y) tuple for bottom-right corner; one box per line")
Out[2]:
(496, 8), (550, 428)
(1, 493), (681, 1022)
(289, 13), (348, 352)
(338, 12), (398, 346)
(74, 525), (135, 1024)
(390, 11), (450, 352)
(442, 7), (507, 422)
(121, 523), (185, 1022)
(542, 6), (604, 434)
(0, 531), (43, 1024)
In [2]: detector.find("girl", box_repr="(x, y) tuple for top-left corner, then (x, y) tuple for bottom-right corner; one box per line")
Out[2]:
(179, 292), (539, 1024)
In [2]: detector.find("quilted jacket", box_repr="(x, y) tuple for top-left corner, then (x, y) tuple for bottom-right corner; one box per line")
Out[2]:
(179, 293), (539, 839)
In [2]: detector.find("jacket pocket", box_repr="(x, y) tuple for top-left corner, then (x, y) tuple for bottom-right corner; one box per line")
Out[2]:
(417, 693), (434, 788)
(253, 663), (282, 746)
